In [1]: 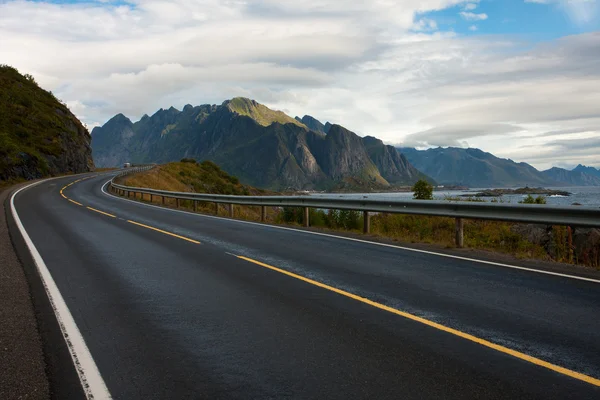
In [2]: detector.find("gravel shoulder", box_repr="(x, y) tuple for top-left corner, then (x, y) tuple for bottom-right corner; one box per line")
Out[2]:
(0, 184), (49, 400)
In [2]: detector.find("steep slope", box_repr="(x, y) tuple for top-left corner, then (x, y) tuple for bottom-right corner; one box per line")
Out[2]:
(226, 98), (306, 128)
(399, 147), (553, 187)
(0, 65), (94, 181)
(541, 167), (600, 186)
(572, 164), (600, 179)
(363, 136), (434, 185)
(295, 115), (330, 134)
(93, 99), (426, 191)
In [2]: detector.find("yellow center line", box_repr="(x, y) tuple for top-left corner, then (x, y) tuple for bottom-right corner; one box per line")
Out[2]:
(68, 199), (83, 206)
(127, 220), (201, 244)
(86, 207), (117, 218)
(61, 193), (67, 199)
(236, 255), (600, 387)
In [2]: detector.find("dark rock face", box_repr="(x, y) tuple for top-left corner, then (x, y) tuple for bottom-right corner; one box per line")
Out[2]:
(363, 136), (432, 185)
(0, 65), (94, 182)
(296, 115), (329, 134)
(92, 99), (430, 191)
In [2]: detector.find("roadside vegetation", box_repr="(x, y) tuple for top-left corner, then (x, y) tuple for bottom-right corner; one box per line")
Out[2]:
(0, 64), (91, 182)
(116, 161), (598, 269)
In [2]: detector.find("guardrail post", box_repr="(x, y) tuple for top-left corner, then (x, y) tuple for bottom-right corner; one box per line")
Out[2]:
(363, 211), (370, 234)
(215, 203), (219, 215)
(176, 198), (180, 208)
(261, 206), (266, 222)
(194, 200), (197, 212)
(455, 218), (464, 248)
(150, 194), (153, 203)
(229, 204), (234, 218)
(304, 207), (310, 227)
(162, 196), (165, 205)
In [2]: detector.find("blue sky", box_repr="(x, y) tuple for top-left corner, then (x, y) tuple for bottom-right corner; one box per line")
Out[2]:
(419, 0), (599, 39)
(1, 0), (600, 168)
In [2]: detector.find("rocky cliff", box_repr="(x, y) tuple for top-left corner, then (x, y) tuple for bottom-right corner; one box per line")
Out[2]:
(0, 65), (94, 182)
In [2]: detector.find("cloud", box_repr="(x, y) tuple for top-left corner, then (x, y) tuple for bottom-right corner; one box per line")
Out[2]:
(402, 123), (523, 147)
(459, 11), (488, 21)
(1, 0), (599, 170)
(526, 0), (599, 25)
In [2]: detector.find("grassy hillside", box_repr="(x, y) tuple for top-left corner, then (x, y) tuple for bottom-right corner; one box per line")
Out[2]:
(121, 159), (270, 195)
(226, 97), (307, 128)
(0, 65), (93, 182)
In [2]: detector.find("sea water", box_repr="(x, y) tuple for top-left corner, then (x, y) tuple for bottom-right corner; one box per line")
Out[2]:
(309, 187), (600, 207)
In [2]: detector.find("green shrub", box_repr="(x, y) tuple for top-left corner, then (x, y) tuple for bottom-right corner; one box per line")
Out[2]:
(412, 179), (433, 200)
(520, 195), (547, 204)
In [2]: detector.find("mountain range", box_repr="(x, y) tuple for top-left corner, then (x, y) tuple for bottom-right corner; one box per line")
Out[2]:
(92, 97), (600, 190)
(92, 98), (428, 191)
(399, 147), (600, 188)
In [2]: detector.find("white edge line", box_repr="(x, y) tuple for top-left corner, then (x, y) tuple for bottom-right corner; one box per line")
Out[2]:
(12, 179), (112, 400)
(101, 179), (600, 284)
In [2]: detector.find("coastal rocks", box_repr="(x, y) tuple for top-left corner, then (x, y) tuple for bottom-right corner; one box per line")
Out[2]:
(466, 188), (571, 197)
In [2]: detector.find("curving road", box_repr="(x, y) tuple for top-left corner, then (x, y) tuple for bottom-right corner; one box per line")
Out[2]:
(9, 172), (600, 399)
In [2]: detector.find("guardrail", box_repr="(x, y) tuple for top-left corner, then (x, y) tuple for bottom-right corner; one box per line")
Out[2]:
(109, 167), (600, 248)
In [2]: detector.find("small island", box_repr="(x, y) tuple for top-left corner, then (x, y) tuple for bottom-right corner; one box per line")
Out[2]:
(463, 187), (571, 197)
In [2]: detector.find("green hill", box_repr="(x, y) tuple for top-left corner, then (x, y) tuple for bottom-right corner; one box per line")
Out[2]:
(121, 159), (270, 196)
(0, 65), (94, 182)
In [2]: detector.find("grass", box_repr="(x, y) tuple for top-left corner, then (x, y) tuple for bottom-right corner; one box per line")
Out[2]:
(0, 64), (90, 181)
(227, 97), (307, 128)
(118, 160), (281, 222)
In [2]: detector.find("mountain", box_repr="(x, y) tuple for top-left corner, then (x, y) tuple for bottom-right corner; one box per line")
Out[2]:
(363, 137), (431, 185)
(92, 97), (429, 191)
(295, 115), (331, 134)
(572, 164), (600, 179)
(541, 167), (600, 186)
(398, 147), (556, 188)
(0, 65), (94, 182)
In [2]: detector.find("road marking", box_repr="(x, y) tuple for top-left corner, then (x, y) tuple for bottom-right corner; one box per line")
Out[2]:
(87, 207), (117, 218)
(237, 255), (600, 387)
(69, 199), (83, 206)
(127, 220), (201, 244)
(11, 180), (112, 400)
(101, 179), (600, 285)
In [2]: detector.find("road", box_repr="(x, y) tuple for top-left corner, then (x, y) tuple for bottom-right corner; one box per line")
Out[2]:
(10, 172), (600, 399)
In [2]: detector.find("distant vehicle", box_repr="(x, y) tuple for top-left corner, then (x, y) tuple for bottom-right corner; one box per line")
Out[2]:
(123, 162), (131, 168)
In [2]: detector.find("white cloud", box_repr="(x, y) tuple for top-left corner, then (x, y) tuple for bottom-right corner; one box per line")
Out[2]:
(464, 3), (478, 10)
(1, 0), (599, 169)
(459, 11), (488, 21)
(469, 25), (478, 31)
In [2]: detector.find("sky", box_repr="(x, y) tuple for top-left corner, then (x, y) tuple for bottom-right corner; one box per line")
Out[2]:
(1, 0), (599, 169)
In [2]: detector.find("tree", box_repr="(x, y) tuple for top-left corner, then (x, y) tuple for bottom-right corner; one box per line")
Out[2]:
(520, 195), (547, 204)
(412, 179), (433, 200)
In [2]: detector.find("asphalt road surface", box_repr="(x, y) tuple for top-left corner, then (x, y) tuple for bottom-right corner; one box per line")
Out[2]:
(10, 173), (600, 399)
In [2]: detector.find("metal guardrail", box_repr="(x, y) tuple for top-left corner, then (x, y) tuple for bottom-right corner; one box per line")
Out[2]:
(109, 166), (600, 247)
